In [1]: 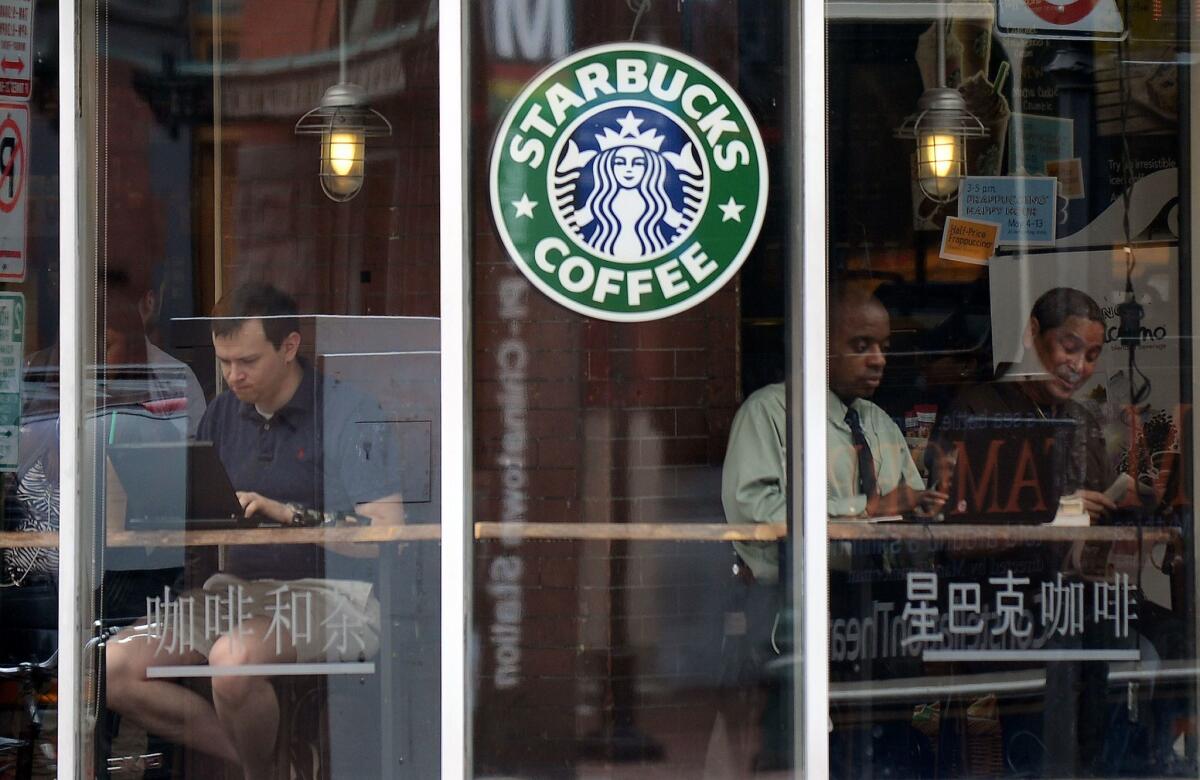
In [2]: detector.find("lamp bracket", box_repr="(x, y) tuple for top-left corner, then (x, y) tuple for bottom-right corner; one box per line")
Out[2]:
(917, 87), (967, 114)
(894, 87), (988, 140)
(319, 82), (366, 109)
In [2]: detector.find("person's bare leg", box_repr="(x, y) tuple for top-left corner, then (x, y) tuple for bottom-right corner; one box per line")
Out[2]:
(105, 627), (239, 763)
(208, 618), (298, 780)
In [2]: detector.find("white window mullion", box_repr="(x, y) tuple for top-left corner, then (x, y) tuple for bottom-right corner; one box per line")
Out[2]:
(440, 0), (471, 777)
(1189, 0), (1200, 727)
(57, 0), (82, 776)
(794, 0), (830, 774)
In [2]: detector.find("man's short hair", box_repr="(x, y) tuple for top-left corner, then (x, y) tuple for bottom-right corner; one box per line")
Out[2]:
(211, 282), (300, 349)
(828, 278), (884, 328)
(104, 269), (143, 314)
(1030, 286), (1103, 331)
(102, 270), (146, 340)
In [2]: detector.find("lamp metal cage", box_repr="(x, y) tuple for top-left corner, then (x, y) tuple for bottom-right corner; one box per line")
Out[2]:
(295, 83), (393, 202)
(894, 87), (988, 203)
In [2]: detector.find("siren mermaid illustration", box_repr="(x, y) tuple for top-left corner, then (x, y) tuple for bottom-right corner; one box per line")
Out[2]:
(553, 110), (705, 261)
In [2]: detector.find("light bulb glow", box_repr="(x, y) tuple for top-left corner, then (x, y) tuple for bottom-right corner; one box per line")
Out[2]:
(327, 131), (361, 177)
(318, 128), (366, 200)
(917, 131), (963, 199)
(924, 133), (956, 178)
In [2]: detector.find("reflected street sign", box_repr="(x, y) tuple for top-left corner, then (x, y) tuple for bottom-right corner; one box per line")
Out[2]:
(0, 291), (23, 471)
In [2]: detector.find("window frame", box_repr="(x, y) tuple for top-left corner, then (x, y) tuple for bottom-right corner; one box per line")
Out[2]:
(793, 0), (830, 773)
(53, 0), (832, 776)
(59, 0), (83, 774)
(440, 0), (471, 777)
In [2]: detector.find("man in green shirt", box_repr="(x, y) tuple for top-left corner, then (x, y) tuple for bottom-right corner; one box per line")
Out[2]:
(719, 285), (948, 772)
(721, 285), (946, 582)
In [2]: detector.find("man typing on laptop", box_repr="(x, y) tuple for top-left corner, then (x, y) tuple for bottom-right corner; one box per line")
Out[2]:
(105, 283), (403, 780)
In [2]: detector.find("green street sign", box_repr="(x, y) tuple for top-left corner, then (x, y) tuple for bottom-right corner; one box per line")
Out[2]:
(0, 291), (23, 471)
(490, 43), (768, 322)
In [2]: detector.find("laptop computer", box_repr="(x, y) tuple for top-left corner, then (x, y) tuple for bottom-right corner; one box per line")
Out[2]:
(934, 415), (1079, 524)
(108, 441), (251, 530)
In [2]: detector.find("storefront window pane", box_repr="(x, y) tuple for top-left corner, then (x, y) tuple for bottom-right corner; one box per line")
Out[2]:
(79, 2), (442, 777)
(827, 0), (1200, 775)
(0, 1), (60, 774)
(471, 2), (797, 775)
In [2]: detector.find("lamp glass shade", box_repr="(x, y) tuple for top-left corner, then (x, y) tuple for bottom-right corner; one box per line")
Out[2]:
(917, 130), (965, 200)
(320, 129), (365, 200)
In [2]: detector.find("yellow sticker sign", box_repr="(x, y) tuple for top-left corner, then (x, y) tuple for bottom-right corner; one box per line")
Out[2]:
(940, 217), (1000, 265)
(1046, 158), (1085, 200)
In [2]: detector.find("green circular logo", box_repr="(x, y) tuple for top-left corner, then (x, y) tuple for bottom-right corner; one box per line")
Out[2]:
(490, 43), (768, 322)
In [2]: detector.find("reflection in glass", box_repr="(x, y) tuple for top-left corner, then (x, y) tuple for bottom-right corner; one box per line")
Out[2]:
(471, 2), (794, 777)
(83, 2), (443, 777)
(828, 0), (1199, 774)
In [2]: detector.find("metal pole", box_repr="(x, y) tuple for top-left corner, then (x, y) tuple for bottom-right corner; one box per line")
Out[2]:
(58, 0), (82, 775)
(794, 0), (830, 774)
(339, 0), (347, 84)
(937, 9), (946, 88)
(439, 0), (471, 777)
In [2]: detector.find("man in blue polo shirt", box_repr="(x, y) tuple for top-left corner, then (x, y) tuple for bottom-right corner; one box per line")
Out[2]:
(105, 283), (404, 780)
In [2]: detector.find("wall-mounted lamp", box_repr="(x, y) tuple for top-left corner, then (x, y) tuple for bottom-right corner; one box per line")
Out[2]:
(894, 17), (987, 203)
(294, 2), (391, 202)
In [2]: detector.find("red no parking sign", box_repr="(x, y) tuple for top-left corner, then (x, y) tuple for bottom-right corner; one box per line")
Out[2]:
(1023, 0), (1101, 25)
(997, 0), (1124, 38)
(0, 103), (26, 281)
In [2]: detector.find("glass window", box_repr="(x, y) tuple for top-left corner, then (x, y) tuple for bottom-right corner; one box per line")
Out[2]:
(0, 0), (60, 775)
(471, 2), (798, 775)
(77, 2), (442, 777)
(826, 0), (1200, 776)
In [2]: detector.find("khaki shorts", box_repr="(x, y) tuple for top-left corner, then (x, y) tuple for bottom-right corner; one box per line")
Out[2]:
(139, 574), (381, 664)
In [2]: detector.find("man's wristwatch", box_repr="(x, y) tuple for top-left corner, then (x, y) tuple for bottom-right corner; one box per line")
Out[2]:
(286, 503), (325, 527)
(285, 502), (372, 527)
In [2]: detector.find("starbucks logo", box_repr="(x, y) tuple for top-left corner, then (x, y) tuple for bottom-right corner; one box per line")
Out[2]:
(551, 105), (707, 263)
(490, 43), (768, 322)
